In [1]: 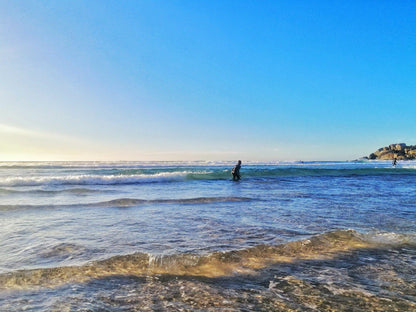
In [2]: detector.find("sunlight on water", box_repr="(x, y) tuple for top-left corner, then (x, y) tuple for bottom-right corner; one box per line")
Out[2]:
(1, 161), (416, 311)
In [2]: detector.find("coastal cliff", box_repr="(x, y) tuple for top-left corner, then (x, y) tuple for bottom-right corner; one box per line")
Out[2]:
(368, 143), (416, 160)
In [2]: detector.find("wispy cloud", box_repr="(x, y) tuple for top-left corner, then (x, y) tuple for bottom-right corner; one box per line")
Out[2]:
(0, 123), (84, 143)
(0, 124), (46, 138)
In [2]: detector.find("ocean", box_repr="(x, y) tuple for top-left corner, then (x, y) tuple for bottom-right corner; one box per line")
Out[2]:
(0, 160), (415, 311)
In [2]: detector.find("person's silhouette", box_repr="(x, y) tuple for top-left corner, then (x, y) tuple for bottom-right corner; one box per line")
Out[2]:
(231, 160), (242, 181)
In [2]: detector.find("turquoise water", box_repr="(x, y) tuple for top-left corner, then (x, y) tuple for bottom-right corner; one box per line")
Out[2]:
(0, 161), (415, 311)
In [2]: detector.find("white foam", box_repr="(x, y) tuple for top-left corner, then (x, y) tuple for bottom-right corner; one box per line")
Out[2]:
(364, 231), (416, 246)
(0, 171), (199, 186)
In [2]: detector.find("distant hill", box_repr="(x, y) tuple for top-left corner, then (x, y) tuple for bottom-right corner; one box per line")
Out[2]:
(367, 143), (416, 160)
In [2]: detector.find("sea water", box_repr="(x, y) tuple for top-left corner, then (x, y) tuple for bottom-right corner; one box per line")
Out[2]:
(0, 160), (415, 311)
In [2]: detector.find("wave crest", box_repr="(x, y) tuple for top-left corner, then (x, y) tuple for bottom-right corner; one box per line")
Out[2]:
(4, 229), (410, 290)
(0, 196), (254, 211)
(0, 171), (198, 187)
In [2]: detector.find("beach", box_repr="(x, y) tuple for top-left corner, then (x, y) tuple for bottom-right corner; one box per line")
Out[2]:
(1, 161), (415, 311)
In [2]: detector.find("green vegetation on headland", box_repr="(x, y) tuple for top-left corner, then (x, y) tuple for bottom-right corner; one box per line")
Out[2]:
(367, 143), (416, 160)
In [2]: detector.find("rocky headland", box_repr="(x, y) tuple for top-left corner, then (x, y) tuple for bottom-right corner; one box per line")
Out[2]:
(367, 143), (416, 160)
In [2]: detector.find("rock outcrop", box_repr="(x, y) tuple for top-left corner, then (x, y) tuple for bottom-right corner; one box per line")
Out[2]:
(368, 143), (416, 160)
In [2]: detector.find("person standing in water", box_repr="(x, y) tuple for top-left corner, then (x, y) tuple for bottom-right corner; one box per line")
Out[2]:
(231, 160), (242, 181)
(392, 157), (397, 167)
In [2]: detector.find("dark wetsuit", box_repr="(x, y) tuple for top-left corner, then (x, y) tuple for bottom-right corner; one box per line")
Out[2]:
(232, 164), (241, 181)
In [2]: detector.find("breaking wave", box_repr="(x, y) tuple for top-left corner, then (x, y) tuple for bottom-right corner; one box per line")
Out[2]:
(1, 229), (415, 290)
(2, 166), (416, 187)
(0, 171), (201, 187)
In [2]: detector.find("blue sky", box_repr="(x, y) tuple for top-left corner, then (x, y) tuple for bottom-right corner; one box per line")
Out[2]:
(1, 1), (415, 161)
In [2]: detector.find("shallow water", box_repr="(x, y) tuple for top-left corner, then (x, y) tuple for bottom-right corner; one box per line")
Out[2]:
(0, 160), (415, 311)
